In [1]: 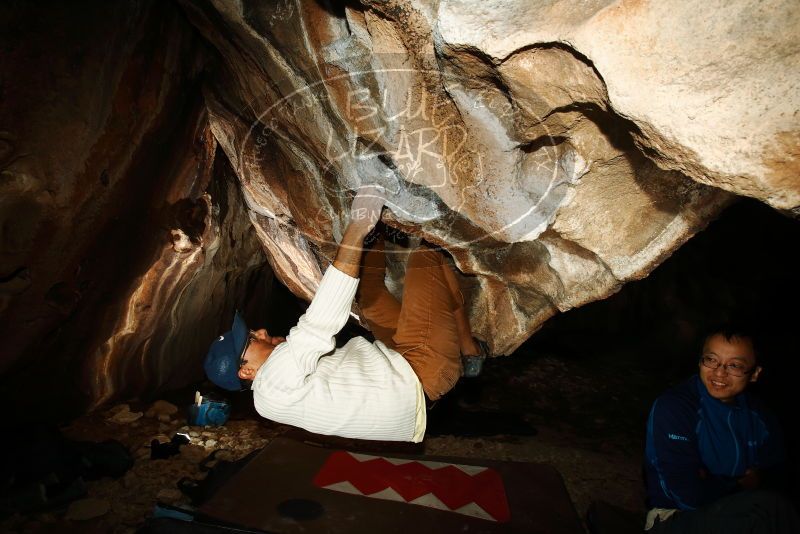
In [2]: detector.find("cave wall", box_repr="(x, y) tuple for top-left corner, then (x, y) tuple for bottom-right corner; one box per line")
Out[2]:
(0, 1), (271, 416)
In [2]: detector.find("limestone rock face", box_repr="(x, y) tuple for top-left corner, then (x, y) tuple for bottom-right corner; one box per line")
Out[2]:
(176, 0), (788, 354)
(0, 1), (271, 413)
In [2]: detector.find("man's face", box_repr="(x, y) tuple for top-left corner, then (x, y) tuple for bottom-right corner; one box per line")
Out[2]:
(237, 329), (286, 381)
(699, 333), (761, 403)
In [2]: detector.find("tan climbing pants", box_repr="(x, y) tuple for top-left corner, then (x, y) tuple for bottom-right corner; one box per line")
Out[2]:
(357, 241), (465, 401)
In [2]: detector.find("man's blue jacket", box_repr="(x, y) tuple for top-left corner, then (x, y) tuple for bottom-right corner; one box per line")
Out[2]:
(644, 375), (785, 510)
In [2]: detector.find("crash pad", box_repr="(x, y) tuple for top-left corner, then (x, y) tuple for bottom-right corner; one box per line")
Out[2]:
(198, 437), (583, 533)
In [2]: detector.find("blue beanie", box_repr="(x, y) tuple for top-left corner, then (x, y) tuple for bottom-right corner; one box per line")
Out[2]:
(204, 310), (250, 391)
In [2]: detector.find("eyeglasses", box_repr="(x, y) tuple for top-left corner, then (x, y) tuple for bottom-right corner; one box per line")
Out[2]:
(699, 355), (755, 378)
(239, 331), (256, 368)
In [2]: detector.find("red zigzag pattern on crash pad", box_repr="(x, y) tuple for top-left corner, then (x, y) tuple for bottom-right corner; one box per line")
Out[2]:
(312, 451), (510, 522)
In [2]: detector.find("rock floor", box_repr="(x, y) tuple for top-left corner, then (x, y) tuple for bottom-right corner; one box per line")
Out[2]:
(1, 348), (660, 533)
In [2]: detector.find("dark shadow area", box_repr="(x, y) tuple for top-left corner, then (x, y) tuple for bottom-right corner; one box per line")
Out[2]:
(426, 378), (539, 438)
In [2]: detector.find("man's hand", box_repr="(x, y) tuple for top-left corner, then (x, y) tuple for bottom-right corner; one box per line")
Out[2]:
(333, 185), (386, 278)
(348, 185), (385, 239)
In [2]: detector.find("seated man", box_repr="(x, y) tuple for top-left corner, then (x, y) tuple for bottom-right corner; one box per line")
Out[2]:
(644, 323), (799, 533)
(203, 186), (482, 442)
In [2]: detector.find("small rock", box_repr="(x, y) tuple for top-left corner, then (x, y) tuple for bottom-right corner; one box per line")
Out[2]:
(215, 450), (236, 462)
(134, 446), (151, 460)
(180, 444), (207, 463)
(146, 400), (179, 418)
(201, 431), (215, 438)
(189, 431), (199, 437)
(108, 409), (143, 424)
(122, 471), (138, 489)
(204, 439), (217, 448)
(107, 404), (130, 416)
(156, 488), (182, 503)
(65, 498), (110, 521)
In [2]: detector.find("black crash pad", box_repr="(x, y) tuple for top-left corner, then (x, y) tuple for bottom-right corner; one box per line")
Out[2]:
(198, 437), (583, 533)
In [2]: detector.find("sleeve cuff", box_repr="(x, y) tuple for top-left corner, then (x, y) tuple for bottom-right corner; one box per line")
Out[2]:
(303, 265), (359, 323)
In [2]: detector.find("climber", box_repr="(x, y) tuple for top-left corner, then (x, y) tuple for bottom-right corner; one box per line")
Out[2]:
(203, 185), (484, 442)
(643, 323), (799, 533)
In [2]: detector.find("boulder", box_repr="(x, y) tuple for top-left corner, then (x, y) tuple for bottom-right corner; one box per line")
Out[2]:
(65, 498), (110, 521)
(177, 0), (788, 353)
